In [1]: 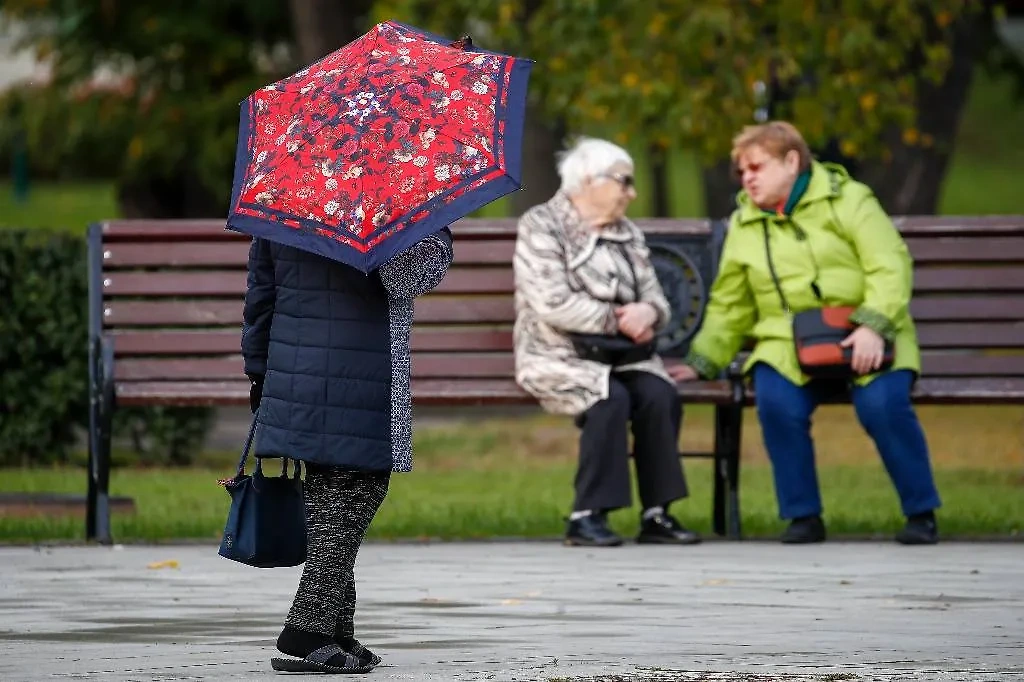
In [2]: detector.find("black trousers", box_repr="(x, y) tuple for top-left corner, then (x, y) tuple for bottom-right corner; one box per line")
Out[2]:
(573, 371), (688, 512)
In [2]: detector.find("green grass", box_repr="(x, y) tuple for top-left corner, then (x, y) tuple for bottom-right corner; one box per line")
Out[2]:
(1, 459), (1018, 545)
(0, 180), (119, 233)
(2, 405), (1021, 544)
(939, 69), (1024, 215)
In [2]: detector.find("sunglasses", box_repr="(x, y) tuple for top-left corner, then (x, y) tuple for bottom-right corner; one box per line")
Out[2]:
(595, 172), (635, 189)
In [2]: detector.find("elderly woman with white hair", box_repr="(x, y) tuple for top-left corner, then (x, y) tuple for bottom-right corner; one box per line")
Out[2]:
(512, 137), (700, 547)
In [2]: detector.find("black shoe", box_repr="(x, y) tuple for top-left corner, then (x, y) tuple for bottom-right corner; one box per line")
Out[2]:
(637, 512), (702, 545)
(780, 515), (826, 544)
(896, 511), (939, 545)
(565, 513), (623, 547)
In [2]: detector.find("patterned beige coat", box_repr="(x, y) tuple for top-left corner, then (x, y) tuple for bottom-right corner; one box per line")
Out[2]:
(513, 192), (674, 416)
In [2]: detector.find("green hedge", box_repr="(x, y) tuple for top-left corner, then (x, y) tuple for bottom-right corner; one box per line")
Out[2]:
(0, 229), (212, 465)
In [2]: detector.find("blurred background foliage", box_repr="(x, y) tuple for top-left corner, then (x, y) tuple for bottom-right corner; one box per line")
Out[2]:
(1, 0), (1022, 222)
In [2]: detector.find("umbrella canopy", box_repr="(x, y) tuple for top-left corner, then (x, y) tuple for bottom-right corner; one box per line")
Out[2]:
(227, 20), (532, 272)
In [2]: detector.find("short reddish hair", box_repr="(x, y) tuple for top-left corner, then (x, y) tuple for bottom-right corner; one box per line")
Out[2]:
(730, 121), (812, 175)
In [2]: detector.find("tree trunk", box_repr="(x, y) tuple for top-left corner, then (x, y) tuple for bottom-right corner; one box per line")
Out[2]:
(700, 160), (739, 221)
(288, 0), (373, 65)
(856, 18), (978, 215)
(509, 107), (565, 216)
(649, 144), (671, 217)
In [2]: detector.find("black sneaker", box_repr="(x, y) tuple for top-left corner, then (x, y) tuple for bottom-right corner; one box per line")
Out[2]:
(637, 512), (702, 545)
(565, 513), (623, 547)
(780, 515), (826, 544)
(895, 511), (939, 545)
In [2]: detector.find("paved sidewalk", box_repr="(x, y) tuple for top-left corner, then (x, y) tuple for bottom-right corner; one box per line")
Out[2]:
(1, 541), (1022, 681)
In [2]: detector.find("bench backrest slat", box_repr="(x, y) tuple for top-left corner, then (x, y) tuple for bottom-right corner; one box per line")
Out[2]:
(95, 217), (1024, 389)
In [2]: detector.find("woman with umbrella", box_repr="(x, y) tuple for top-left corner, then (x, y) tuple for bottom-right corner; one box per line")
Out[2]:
(232, 21), (532, 674)
(244, 228), (452, 673)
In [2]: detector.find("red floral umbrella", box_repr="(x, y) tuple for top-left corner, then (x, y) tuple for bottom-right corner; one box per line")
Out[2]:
(226, 20), (532, 272)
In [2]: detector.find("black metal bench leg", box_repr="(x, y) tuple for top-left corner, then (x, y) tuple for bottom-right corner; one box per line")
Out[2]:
(711, 405), (727, 536)
(86, 338), (114, 544)
(712, 401), (744, 540)
(724, 403), (743, 540)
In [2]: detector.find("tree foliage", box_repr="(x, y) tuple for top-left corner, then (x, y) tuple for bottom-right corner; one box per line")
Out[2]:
(2, 0), (1017, 216)
(405, 0), (978, 163)
(2, 0), (295, 215)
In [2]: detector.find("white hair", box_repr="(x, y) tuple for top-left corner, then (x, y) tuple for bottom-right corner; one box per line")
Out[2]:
(555, 136), (633, 194)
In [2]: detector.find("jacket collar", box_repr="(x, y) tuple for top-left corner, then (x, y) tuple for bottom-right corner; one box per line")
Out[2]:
(547, 192), (633, 268)
(734, 161), (848, 225)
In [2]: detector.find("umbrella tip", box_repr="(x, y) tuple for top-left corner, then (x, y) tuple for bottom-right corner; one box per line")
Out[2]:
(450, 35), (473, 50)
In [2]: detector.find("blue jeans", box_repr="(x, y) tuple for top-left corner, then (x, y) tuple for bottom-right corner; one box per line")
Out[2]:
(752, 363), (942, 520)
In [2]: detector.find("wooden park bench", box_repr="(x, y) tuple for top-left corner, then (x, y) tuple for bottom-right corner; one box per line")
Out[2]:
(85, 215), (1024, 544)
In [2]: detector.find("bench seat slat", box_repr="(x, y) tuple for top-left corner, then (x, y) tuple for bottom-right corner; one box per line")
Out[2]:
(113, 353), (519, 380)
(113, 378), (735, 406)
(104, 300), (243, 326)
(740, 377), (1024, 405)
(913, 267), (1024, 292)
(102, 297), (519, 327)
(108, 323), (1024, 356)
(905, 237), (1024, 263)
(103, 239), (520, 268)
(112, 351), (1024, 381)
(104, 242), (250, 267)
(915, 322), (1024, 349)
(101, 267), (517, 297)
(101, 295), (1024, 328)
(111, 328), (517, 355)
(910, 296), (1024, 322)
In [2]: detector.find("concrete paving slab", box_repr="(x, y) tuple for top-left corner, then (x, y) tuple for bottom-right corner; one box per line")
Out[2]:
(1, 542), (1022, 681)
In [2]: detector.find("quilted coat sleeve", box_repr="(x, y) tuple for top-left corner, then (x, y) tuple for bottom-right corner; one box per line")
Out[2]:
(379, 227), (454, 299)
(683, 216), (758, 378)
(513, 207), (619, 335)
(241, 237), (276, 377)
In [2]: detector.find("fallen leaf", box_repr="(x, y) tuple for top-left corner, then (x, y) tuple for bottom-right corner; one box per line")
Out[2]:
(147, 559), (180, 570)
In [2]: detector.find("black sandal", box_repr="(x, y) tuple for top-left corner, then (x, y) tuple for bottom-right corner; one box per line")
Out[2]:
(347, 640), (381, 667)
(270, 643), (374, 674)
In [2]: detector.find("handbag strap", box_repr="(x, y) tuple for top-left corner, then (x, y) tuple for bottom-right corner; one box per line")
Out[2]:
(234, 412), (259, 478)
(761, 219), (791, 316)
(615, 242), (642, 304)
(232, 414), (303, 480)
(280, 456), (303, 480)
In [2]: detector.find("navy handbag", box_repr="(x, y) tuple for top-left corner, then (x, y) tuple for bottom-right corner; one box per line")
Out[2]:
(218, 415), (307, 568)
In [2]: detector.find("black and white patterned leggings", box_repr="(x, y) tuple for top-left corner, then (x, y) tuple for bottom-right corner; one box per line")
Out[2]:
(285, 464), (390, 637)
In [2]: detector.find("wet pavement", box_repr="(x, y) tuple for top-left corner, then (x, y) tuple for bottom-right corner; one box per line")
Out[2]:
(1, 541), (1022, 681)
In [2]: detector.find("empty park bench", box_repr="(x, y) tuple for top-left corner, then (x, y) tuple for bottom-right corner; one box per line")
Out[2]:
(85, 215), (1024, 543)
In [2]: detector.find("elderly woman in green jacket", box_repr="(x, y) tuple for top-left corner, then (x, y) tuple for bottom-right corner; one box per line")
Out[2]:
(671, 121), (941, 545)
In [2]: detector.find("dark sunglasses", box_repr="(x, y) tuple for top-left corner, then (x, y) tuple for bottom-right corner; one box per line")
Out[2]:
(595, 172), (635, 189)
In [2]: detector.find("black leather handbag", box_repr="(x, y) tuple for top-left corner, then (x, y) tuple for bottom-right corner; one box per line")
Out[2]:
(568, 242), (656, 366)
(569, 332), (657, 366)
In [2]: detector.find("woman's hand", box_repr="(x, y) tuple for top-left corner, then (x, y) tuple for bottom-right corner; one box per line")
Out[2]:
(840, 325), (886, 374)
(666, 364), (698, 382)
(615, 302), (657, 342)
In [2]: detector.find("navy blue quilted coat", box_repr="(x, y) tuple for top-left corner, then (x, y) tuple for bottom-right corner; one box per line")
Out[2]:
(241, 229), (453, 472)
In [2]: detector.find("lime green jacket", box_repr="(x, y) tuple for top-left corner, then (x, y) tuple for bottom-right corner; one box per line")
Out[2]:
(684, 161), (920, 386)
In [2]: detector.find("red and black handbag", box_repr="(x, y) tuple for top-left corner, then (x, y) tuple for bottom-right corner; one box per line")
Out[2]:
(762, 222), (893, 379)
